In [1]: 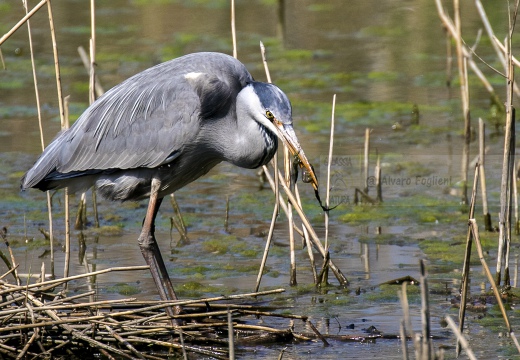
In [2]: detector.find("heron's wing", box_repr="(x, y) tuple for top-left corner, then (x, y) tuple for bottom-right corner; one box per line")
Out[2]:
(22, 56), (247, 189)
(63, 70), (238, 172)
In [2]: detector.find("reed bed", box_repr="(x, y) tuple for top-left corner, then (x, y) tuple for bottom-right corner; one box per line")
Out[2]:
(0, 267), (338, 359)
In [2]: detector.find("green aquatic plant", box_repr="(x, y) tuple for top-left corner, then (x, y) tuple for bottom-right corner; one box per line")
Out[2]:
(364, 283), (421, 303)
(106, 282), (141, 296)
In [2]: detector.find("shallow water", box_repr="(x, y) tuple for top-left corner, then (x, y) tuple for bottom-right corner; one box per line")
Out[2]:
(1, 0), (519, 358)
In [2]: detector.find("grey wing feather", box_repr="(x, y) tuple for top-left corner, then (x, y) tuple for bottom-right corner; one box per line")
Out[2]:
(62, 74), (197, 171)
(22, 52), (252, 190)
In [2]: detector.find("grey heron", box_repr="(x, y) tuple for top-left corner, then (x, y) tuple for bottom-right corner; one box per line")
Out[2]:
(21, 52), (318, 314)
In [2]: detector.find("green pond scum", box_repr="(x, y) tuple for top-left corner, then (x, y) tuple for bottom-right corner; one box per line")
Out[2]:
(363, 283), (421, 304)
(106, 282), (141, 296)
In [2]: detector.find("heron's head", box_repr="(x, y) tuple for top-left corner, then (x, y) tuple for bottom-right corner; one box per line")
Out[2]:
(237, 82), (319, 190)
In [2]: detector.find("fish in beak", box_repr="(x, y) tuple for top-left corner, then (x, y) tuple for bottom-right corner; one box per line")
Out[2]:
(273, 121), (319, 191)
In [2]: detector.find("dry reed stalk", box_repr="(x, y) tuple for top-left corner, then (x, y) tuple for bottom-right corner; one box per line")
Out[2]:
(74, 192), (87, 230)
(445, 316), (476, 360)
(468, 219), (520, 353)
(231, 0), (237, 59)
(0, 298), (137, 317)
(513, 254), (518, 287)
(255, 42), (280, 292)
(260, 41), (272, 83)
(305, 319), (329, 346)
(63, 95), (71, 282)
(453, 0), (471, 206)
(91, 184), (100, 226)
(324, 94), (336, 251)
(20, 0), (57, 279)
(419, 260), (433, 359)
(104, 324), (146, 360)
(503, 96), (516, 285)
(21, 0), (43, 153)
(493, 37), (520, 68)
(277, 347), (287, 360)
(169, 194), (189, 244)
(284, 145), (297, 286)
(457, 162), (479, 356)
(515, 161), (519, 234)
(294, 184), (317, 283)
(78, 46), (105, 96)
(400, 319), (409, 360)
(288, 204), (297, 286)
(47, 0), (67, 278)
(228, 310), (235, 360)
(496, 17), (516, 286)
(261, 165), (304, 236)
(75, 4), (102, 230)
(225, 195), (230, 231)
(274, 168), (348, 286)
(0, 265), (149, 296)
(46, 1), (65, 131)
(0, 264), (19, 282)
(165, 288), (285, 308)
(444, 25), (453, 87)
(1, 229), (19, 286)
(399, 266), (440, 359)
(89, 5), (100, 229)
(255, 164), (280, 292)
(375, 153), (382, 203)
(127, 336), (228, 359)
(476, 0), (506, 69)
(0, 48), (5, 69)
(319, 94), (337, 287)
(15, 331), (39, 360)
(0, 0), (47, 46)
(479, 118), (492, 231)
(89, 1), (96, 104)
(263, 42), (296, 286)
(363, 128), (370, 194)
(237, 309), (307, 320)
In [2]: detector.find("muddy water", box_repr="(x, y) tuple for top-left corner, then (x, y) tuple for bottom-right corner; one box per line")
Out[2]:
(0, 0), (517, 358)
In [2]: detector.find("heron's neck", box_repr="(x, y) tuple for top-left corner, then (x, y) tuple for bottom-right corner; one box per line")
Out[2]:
(203, 102), (277, 169)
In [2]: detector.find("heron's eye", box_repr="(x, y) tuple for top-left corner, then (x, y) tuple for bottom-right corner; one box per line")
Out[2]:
(265, 110), (275, 121)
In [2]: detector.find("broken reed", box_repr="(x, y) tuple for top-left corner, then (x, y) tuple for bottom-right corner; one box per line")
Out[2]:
(399, 261), (447, 360)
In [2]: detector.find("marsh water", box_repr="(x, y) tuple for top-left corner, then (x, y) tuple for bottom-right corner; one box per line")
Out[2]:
(0, 0), (518, 358)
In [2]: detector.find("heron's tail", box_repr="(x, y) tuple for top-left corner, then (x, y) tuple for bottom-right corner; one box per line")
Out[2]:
(21, 140), (62, 191)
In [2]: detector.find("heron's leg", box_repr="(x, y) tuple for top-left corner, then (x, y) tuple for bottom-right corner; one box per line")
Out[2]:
(138, 177), (181, 316)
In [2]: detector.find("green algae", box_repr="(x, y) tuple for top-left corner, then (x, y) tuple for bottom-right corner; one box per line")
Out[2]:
(363, 283), (421, 303)
(106, 282), (141, 296)
(89, 225), (125, 236)
(339, 195), (464, 227)
(201, 235), (261, 258)
(176, 281), (221, 298)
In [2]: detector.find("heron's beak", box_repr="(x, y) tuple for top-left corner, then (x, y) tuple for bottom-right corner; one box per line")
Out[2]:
(274, 121), (319, 191)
